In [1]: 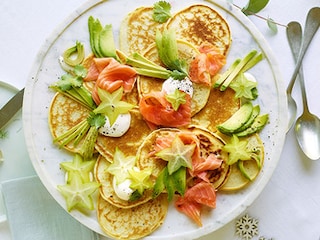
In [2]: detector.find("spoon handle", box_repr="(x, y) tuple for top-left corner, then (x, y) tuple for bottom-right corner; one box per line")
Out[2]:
(286, 22), (302, 94)
(288, 7), (320, 91)
(286, 22), (309, 110)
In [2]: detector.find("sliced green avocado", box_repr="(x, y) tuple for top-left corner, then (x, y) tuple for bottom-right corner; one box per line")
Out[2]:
(88, 16), (103, 57)
(99, 24), (117, 59)
(236, 104), (260, 133)
(235, 114), (269, 137)
(217, 102), (253, 134)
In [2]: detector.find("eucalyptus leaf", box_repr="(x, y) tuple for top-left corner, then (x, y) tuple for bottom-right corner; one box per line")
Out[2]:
(242, 0), (269, 15)
(267, 17), (278, 33)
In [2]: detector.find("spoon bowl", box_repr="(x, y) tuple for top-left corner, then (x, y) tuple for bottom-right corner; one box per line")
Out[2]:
(295, 112), (320, 160)
(286, 7), (320, 132)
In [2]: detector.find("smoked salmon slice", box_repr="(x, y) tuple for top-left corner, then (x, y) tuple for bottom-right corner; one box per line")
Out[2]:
(84, 57), (137, 104)
(139, 91), (191, 128)
(189, 42), (226, 86)
(175, 181), (216, 226)
(192, 154), (223, 176)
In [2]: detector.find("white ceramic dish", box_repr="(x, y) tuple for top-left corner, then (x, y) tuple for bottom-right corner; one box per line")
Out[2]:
(23, 0), (287, 238)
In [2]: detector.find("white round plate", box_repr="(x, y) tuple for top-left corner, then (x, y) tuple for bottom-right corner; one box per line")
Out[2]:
(23, 0), (287, 239)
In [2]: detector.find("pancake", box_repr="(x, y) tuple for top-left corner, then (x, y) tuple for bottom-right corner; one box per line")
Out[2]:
(95, 107), (152, 162)
(219, 133), (265, 191)
(119, 7), (164, 55)
(48, 92), (90, 153)
(137, 40), (211, 116)
(97, 193), (168, 240)
(94, 155), (153, 208)
(136, 126), (230, 189)
(191, 87), (240, 132)
(165, 4), (231, 56)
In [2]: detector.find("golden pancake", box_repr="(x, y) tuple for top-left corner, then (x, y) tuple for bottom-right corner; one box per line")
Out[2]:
(136, 126), (230, 189)
(94, 155), (153, 209)
(166, 4), (231, 56)
(97, 193), (168, 240)
(219, 133), (265, 191)
(138, 40), (211, 116)
(188, 126), (230, 189)
(95, 108), (152, 162)
(119, 7), (164, 55)
(48, 92), (90, 153)
(191, 87), (240, 133)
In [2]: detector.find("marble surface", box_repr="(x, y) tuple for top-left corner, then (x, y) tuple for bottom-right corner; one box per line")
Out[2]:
(1, 0), (320, 239)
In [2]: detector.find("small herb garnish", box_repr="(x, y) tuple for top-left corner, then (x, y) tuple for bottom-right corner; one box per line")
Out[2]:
(51, 65), (95, 110)
(0, 130), (8, 139)
(153, 1), (172, 23)
(241, 0), (269, 15)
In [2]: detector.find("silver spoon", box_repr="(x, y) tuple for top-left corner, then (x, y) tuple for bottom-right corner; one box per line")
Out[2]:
(286, 7), (320, 132)
(288, 9), (320, 160)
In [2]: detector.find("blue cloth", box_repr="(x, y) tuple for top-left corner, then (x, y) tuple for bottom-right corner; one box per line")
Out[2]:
(1, 175), (100, 240)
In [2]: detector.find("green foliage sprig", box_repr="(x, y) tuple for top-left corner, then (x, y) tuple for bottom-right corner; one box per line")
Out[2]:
(229, 0), (287, 33)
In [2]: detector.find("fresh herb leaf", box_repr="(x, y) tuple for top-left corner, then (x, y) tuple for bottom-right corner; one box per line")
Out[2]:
(59, 74), (82, 91)
(73, 65), (88, 78)
(267, 17), (278, 33)
(87, 112), (105, 128)
(153, 1), (172, 23)
(0, 130), (8, 139)
(242, 0), (269, 15)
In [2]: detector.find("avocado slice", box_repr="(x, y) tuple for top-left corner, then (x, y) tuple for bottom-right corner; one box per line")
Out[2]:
(235, 114), (269, 137)
(88, 16), (103, 57)
(236, 104), (260, 133)
(99, 24), (117, 59)
(217, 102), (253, 134)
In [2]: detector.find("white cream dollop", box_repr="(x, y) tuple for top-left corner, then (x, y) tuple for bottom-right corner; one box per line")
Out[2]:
(162, 77), (193, 97)
(98, 113), (131, 137)
(243, 72), (257, 83)
(112, 177), (134, 201)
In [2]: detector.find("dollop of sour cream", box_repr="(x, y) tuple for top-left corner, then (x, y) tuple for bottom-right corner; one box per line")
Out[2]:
(162, 77), (193, 97)
(113, 177), (134, 201)
(243, 72), (257, 83)
(98, 113), (131, 137)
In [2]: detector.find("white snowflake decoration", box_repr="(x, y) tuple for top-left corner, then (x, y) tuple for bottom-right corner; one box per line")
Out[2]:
(236, 214), (259, 240)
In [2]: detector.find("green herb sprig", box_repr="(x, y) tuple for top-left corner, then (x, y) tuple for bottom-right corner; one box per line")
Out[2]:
(229, 0), (287, 33)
